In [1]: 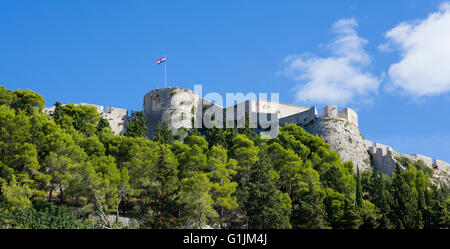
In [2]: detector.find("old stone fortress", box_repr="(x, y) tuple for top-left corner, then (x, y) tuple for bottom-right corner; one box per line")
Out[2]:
(44, 87), (450, 183)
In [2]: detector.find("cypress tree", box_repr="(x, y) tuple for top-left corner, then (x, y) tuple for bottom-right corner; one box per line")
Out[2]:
(356, 167), (363, 208)
(390, 165), (422, 229)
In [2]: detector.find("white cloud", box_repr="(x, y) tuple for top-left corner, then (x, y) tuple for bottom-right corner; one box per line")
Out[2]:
(381, 2), (450, 97)
(283, 18), (380, 105)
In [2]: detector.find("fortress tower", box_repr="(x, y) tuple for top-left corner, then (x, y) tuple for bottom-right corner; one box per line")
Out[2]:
(143, 87), (200, 138)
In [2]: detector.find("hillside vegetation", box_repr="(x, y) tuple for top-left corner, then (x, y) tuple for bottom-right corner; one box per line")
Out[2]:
(0, 86), (449, 229)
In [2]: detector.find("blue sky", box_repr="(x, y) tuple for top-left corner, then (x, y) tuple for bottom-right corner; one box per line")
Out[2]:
(1, 0), (450, 162)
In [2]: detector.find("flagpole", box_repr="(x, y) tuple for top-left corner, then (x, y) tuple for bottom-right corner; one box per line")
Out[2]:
(164, 56), (167, 88)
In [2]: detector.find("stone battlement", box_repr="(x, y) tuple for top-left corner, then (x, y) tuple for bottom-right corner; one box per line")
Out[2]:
(367, 141), (450, 182)
(320, 105), (358, 127)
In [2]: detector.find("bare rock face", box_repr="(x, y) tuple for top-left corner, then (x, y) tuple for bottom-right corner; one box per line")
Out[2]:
(434, 160), (450, 183)
(303, 117), (371, 171)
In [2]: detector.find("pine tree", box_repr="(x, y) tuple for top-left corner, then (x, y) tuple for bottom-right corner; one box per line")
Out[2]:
(179, 172), (217, 228)
(293, 180), (328, 229)
(124, 111), (147, 138)
(244, 152), (291, 229)
(52, 101), (65, 125)
(340, 199), (363, 229)
(425, 185), (450, 228)
(205, 126), (227, 148)
(96, 117), (110, 133)
(153, 121), (173, 144)
(206, 145), (238, 228)
(151, 144), (180, 228)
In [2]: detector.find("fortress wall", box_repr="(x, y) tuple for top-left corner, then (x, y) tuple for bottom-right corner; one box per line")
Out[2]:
(410, 154), (433, 167)
(250, 99), (310, 119)
(43, 103), (129, 135)
(338, 108), (358, 127)
(390, 150), (413, 161)
(79, 103), (104, 113)
(371, 147), (398, 176)
(389, 150), (434, 169)
(44, 103), (104, 114)
(202, 101), (225, 128)
(225, 101), (250, 124)
(139, 88), (450, 182)
(373, 143), (393, 151)
(279, 107), (317, 126)
(368, 144), (450, 182)
(363, 139), (373, 149)
(103, 107), (128, 135)
(43, 106), (55, 114)
(321, 105), (338, 118)
(224, 100), (310, 124)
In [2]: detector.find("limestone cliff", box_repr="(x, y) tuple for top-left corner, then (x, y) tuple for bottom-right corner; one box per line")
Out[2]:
(303, 117), (372, 171)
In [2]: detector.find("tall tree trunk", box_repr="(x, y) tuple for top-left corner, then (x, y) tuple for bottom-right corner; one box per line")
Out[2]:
(48, 188), (53, 201)
(59, 186), (64, 204)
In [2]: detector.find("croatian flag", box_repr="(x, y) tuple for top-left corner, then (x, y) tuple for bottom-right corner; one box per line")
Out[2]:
(156, 56), (166, 64)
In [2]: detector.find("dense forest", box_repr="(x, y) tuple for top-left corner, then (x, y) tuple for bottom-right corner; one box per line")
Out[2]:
(0, 86), (449, 229)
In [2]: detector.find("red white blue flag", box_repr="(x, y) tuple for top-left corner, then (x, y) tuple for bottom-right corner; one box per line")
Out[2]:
(156, 56), (166, 64)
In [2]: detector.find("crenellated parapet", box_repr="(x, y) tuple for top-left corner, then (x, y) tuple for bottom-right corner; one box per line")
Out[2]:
(321, 105), (338, 118)
(367, 142), (401, 176)
(320, 105), (358, 127)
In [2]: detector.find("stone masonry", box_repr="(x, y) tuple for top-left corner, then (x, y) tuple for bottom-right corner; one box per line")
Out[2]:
(44, 103), (129, 135)
(143, 87), (202, 138)
(367, 142), (450, 183)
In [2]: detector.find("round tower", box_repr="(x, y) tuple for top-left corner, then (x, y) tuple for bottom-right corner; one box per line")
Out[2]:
(143, 87), (200, 138)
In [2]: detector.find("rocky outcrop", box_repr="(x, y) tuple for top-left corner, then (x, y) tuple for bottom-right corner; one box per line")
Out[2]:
(303, 117), (371, 171)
